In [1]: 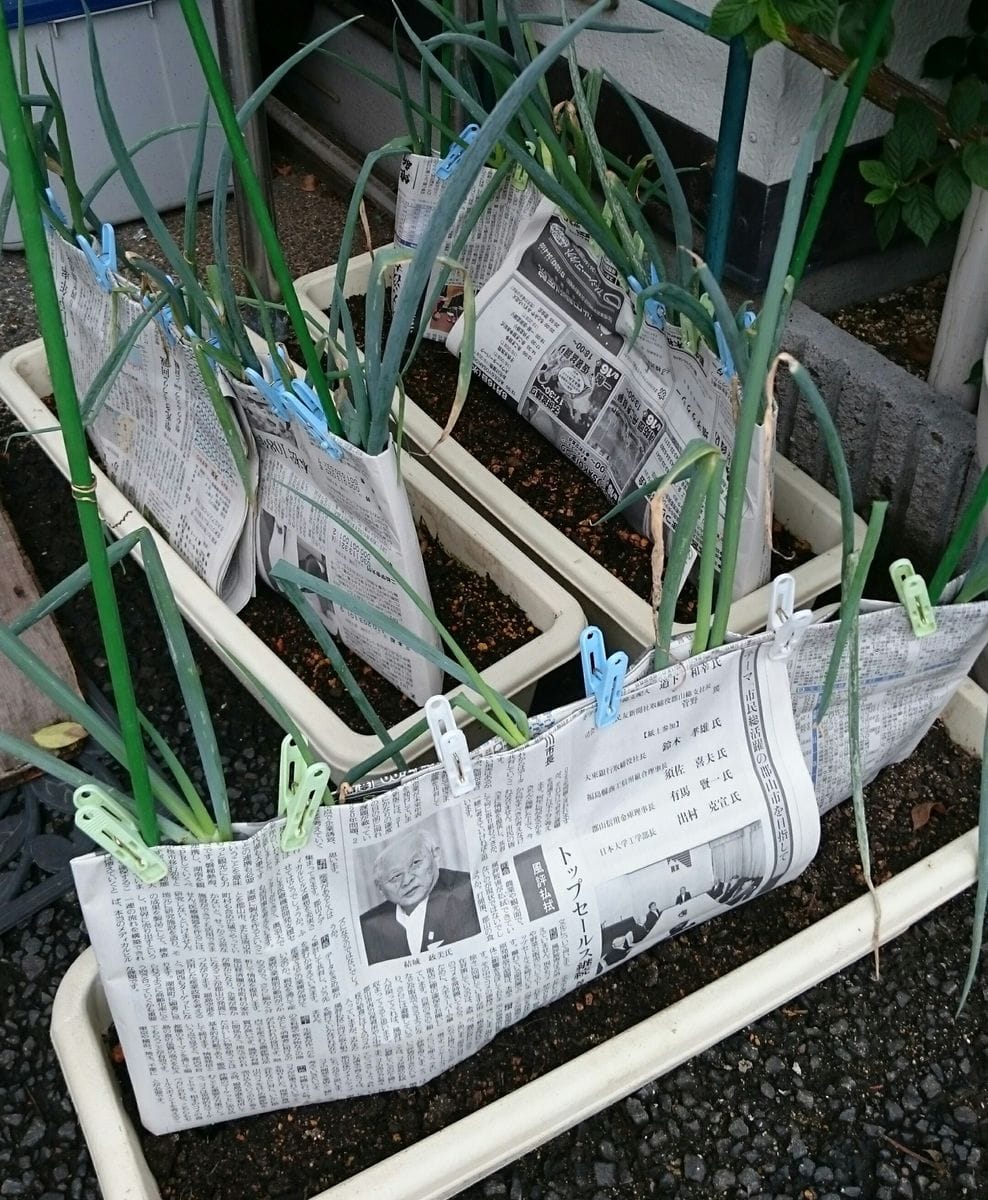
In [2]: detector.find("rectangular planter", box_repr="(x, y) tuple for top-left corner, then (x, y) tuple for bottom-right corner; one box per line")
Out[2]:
(50, 679), (986, 1200)
(294, 253), (866, 655)
(0, 339), (585, 779)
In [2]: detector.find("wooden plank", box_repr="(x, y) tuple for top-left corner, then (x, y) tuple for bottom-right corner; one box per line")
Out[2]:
(0, 498), (82, 787)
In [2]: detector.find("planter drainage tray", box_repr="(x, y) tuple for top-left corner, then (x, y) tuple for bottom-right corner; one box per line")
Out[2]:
(294, 254), (866, 654)
(0, 339), (586, 779)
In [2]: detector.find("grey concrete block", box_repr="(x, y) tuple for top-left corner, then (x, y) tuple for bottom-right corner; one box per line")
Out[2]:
(778, 300), (976, 570)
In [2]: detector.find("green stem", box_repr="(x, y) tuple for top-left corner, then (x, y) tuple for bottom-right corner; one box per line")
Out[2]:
(0, 12), (158, 844)
(173, 0), (344, 438)
(788, 0), (896, 285)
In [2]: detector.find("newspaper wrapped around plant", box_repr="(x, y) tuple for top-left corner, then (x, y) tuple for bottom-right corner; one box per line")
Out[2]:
(49, 232), (257, 610)
(227, 371), (442, 705)
(71, 595), (988, 1135)
(787, 599), (988, 814)
(446, 204), (773, 599)
(72, 603), (988, 1133)
(75, 630), (820, 1132)
(392, 151), (542, 341)
(50, 232), (442, 706)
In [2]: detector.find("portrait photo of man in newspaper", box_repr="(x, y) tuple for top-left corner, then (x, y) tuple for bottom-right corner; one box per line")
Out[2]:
(357, 821), (481, 965)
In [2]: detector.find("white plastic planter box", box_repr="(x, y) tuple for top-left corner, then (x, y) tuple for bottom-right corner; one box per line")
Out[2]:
(294, 254), (867, 654)
(51, 679), (986, 1200)
(0, 339), (585, 779)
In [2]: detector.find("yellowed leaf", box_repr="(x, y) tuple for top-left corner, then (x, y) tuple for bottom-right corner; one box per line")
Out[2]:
(32, 721), (87, 750)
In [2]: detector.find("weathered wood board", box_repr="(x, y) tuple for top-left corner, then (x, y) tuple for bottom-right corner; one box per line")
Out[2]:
(0, 499), (82, 787)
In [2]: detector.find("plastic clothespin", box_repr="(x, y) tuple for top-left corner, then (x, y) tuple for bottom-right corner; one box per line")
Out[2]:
(285, 378), (344, 460)
(76, 222), (117, 292)
(43, 187), (68, 230)
(767, 573), (811, 660)
(628, 263), (665, 330)
(277, 735), (331, 852)
(425, 695), (476, 796)
(579, 625), (628, 728)
(73, 784), (167, 884)
(435, 124), (480, 181)
(890, 558), (937, 638)
(712, 319), (735, 379)
(245, 346), (293, 420)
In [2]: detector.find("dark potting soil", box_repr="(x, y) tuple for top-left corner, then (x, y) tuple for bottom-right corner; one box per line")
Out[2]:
(339, 301), (813, 620)
(242, 530), (536, 731)
(831, 274), (948, 382)
(20, 398), (536, 736)
(107, 721), (980, 1200)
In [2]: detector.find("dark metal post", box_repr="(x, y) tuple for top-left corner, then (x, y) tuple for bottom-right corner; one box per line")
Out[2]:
(210, 0), (280, 300)
(703, 35), (751, 283)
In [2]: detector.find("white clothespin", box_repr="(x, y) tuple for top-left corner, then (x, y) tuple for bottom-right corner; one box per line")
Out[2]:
(767, 573), (811, 660)
(425, 696), (476, 796)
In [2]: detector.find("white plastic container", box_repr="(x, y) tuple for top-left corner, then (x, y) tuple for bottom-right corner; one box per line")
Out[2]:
(50, 680), (986, 1200)
(294, 254), (866, 654)
(0, 338), (585, 778)
(1, 0), (224, 249)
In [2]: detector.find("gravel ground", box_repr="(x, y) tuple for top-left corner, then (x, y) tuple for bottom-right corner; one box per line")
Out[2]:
(0, 141), (986, 1200)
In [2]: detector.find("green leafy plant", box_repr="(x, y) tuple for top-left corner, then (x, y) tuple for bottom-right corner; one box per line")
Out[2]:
(708, 0), (894, 58)
(859, 1), (988, 247)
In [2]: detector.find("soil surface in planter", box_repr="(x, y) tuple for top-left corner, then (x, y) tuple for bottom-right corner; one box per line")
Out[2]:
(242, 528), (537, 732)
(831, 275), (948, 382)
(337, 302), (812, 621)
(109, 722), (979, 1200)
(26, 393), (538, 735)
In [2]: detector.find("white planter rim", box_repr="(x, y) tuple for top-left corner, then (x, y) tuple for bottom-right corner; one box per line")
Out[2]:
(294, 253), (867, 653)
(0, 340), (585, 778)
(51, 679), (986, 1200)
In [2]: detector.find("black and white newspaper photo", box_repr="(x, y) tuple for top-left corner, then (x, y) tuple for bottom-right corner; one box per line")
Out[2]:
(447, 204), (773, 598)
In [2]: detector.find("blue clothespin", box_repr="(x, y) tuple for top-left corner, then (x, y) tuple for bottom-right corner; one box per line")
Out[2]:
(73, 785), (167, 884)
(890, 559), (936, 638)
(435, 124), (480, 180)
(425, 696), (476, 796)
(628, 263), (665, 330)
(43, 187), (68, 231)
(76, 222), (117, 292)
(285, 378), (344, 459)
(715, 310), (758, 380)
(245, 346), (293, 420)
(713, 319), (735, 379)
(278, 735), (331, 851)
(580, 625), (628, 728)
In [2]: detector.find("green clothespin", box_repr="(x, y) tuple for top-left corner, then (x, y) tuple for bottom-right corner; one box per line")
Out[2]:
(73, 785), (168, 884)
(278, 735), (332, 852)
(890, 558), (937, 638)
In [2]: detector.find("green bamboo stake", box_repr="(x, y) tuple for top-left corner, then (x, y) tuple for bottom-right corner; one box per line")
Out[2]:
(0, 12), (159, 843)
(173, 0), (344, 438)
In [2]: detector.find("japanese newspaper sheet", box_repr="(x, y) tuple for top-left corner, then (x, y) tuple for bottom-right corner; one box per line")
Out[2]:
(51, 232), (441, 705)
(446, 204), (773, 599)
(786, 599), (988, 814)
(50, 233), (255, 610)
(392, 151), (542, 341)
(75, 634), (820, 1133)
(228, 374), (442, 706)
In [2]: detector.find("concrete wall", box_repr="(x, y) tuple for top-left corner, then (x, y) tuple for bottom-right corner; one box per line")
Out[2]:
(777, 301), (978, 568)
(536, 0), (969, 186)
